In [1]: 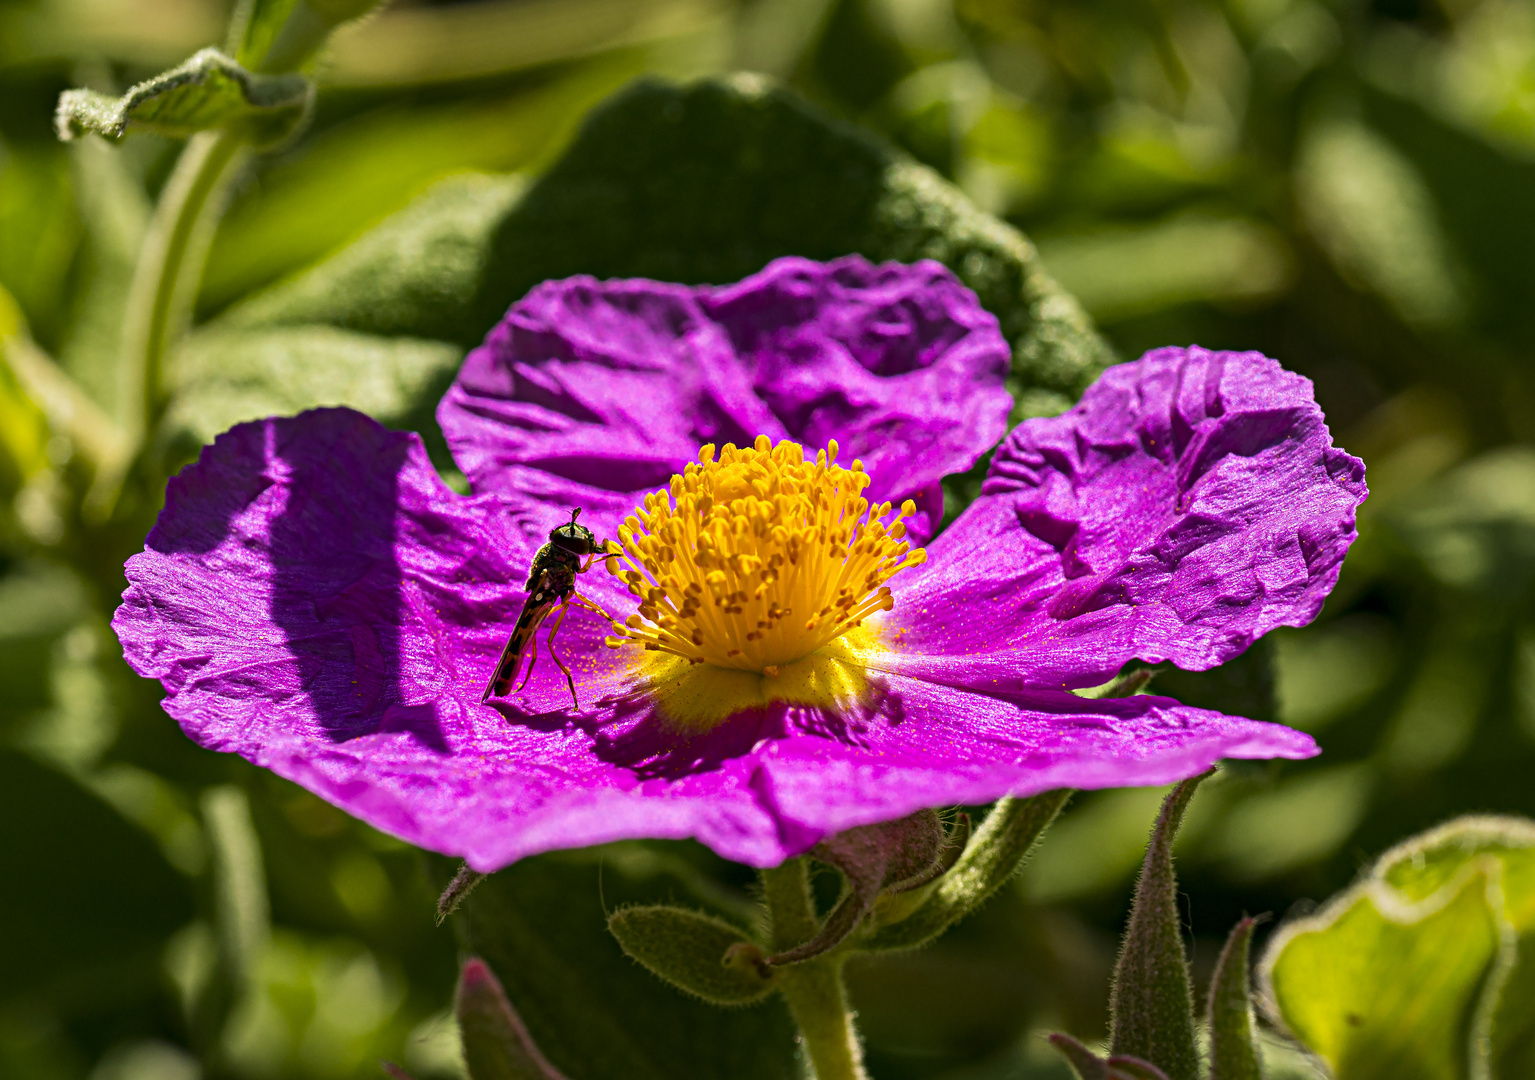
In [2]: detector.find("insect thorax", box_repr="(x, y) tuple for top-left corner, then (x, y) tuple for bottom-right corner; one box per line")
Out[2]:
(524, 542), (580, 594)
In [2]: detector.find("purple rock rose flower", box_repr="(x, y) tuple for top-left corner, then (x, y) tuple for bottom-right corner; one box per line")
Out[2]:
(113, 256), (1365, 871)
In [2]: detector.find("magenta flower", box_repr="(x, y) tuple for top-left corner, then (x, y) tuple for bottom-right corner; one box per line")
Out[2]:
(113, 256), (1364, 871)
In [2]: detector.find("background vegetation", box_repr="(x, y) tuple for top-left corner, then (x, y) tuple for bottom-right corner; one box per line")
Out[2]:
(3, 0), (1534, 1076)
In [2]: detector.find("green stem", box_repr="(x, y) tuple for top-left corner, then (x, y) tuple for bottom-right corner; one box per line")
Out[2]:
(760, 859), (868, 1080)
(93, 128), (245, 519)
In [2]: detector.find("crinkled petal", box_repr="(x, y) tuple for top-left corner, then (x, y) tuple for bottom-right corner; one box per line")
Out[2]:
(115, 407), (1313, 872)
(436, 255), (1012, 543)
(878, 346), (1368, 690)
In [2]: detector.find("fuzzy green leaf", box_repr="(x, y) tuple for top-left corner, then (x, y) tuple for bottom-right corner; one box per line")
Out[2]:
(457, 956), (571, 1080)
(55, 49), (311, 146)
(608, 904), (774, 1005)
(1207, 916), (1263, 1080)
(1108, 771), (1211, 1080)
(161, 324), (462, 451)
(860, 790), (1072, 952)
(212, 76), (1110, 398)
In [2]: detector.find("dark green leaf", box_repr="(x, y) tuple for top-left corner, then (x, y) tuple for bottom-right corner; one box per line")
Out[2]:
(607, 904), (774, 1005)
(215, 76), (1111, 398)
(1108, 772), (1210, 1080)
(450, 848), (796, 1080)
(162, 324), (462, 448)
(55, 49), (311, 146)
(1207, 916), (1263, 1080)
(458, 956), (571, 1080)
(215, 173), (526, 344)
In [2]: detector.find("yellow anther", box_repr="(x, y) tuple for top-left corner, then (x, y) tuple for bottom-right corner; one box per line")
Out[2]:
(602, 438), (927, 672)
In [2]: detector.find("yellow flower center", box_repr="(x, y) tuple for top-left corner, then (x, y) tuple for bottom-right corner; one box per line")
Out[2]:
(603, 436), (927, 678)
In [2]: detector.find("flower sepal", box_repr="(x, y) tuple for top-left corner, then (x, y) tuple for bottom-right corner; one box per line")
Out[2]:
(868, 812), (971, 929)
(765, 810), (954, 967)
(1102, 771), (1211, 1080)
(859, 790), (1072, 952)
(1047, 1034), (1172, 1080)
(456, 956), (571, 1080)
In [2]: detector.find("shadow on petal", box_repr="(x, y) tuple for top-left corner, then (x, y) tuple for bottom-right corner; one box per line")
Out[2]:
(264, 413), (450, 751)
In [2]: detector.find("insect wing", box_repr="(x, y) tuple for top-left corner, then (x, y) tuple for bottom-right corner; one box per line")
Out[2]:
(481, 592), (557, 703)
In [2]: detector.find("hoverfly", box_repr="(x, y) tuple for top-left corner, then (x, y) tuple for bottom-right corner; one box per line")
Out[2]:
(481, 508), (616, 709)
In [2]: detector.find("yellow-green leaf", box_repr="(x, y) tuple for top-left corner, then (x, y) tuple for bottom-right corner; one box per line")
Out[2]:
(1263, 856), (1505, 1080)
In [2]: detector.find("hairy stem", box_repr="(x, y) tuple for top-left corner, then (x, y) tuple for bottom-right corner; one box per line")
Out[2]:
(93, 127), (245, 518)
(760, 859), (867, 1080)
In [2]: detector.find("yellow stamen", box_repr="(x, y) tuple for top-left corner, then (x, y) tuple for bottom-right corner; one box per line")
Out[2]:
(602, 436), (927, 673)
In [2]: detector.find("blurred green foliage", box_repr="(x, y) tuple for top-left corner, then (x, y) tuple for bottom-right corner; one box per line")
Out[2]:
(5, 0), (1535, 1076)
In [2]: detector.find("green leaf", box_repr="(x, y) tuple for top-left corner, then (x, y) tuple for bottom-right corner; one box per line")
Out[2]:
(232, 0), (386, 73)
(1207, 916), (1263, 1080)
(214, 172), (526, 344)
(1373, 816), (1535, 1078)
(458, 956), (571, 1080)
(1108, 771), (1211, 1080)
(1262, 857), (1504, 1080)
(449, 848), (797, 1080)
(55, 48), (312, 147)
(214, 76), (1111, 397)
(861, 790), (1071, 951)
(607, 904), (774, 1005)
(161, 324), (462, 449)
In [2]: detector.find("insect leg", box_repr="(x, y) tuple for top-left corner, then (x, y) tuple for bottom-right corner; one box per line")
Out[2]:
(482, 603), (553, 703)
(579, 543), (622, 574)
(568, 590), (613, 621)
(544, 600), (579, 709)
(513, 621), (547, 695)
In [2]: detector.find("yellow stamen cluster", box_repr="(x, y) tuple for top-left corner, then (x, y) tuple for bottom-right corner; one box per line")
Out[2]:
(604, 436), (927, 674)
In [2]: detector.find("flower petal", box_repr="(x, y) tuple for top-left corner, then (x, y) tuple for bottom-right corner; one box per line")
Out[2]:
(115, 407), (1312, 872)
(436, 255), (1012, 543)
(879, 346), (1367, 690)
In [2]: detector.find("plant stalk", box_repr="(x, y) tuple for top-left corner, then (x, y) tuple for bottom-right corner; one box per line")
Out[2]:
(93, 127), (245, 519)
(760, 859), (868, 1080)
